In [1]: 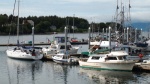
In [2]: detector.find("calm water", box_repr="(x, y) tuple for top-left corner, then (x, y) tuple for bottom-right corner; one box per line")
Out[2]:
(0, 33), (150, 84)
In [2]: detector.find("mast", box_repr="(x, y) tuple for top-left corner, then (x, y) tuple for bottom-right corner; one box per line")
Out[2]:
(128, 0), (131, 25)
(141, 29), (142, 42)
(127, 27), (129, 43)
(72, 14), (75, 38)
(65, 26), (67, 53)
(8, 0), (17, 45)
(148, 28), (150, 39)
(115, 0), (119, 31)
(17, 0), (20, 46)
(106, 28), (108, 40)
(129, 0), (132, 43)
(124, 28), (126, 43)
(102, 28), (104, 39)
(115, 0), (119, 39)
(127, 27), (129, 53)
(109, 27), (111, 52)
(88, 27), (91, 49)
(120, 2), (125, 32)
(32, 27), (34, 48)
(134, 28), (137, 43)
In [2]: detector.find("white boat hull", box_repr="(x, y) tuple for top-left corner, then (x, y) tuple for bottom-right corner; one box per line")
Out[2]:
(52, 53), (78, 64)
(42, 48), (78, 60)
(53, 58), (68, 64)
(43, 48), (78, 54)
(135, 60), (150, 70)
(79, 60), (135, 71)
(6, 49), (43, 60)
(90, 41), (101, 45)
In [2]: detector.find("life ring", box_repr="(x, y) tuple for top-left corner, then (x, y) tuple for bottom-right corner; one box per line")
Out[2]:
(138, 53), (143, 58)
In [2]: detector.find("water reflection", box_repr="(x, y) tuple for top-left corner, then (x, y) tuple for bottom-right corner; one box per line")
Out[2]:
(5, 57), (140, 84)
(7, 58), (43, 84)
(52, 64), (73, 84)
(51, 64), (89, 84)
(79, 68), (136, 84)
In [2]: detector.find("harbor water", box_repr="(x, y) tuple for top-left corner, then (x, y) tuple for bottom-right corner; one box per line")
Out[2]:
(0, 33), (150, 84)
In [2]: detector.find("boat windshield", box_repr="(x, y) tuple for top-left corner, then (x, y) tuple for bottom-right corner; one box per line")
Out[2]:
(117, 55), (127, 60)
(107, 57), (117, 60)
(91, 56), (100, 60)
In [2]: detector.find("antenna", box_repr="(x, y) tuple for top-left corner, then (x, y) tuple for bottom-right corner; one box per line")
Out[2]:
(115, 0), (119, 31)
(129, 0), (131, 25)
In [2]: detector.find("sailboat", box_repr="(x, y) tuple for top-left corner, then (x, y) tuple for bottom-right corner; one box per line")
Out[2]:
(6, 0), (43, 60)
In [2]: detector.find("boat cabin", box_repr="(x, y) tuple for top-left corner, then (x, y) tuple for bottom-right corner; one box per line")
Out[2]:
(88, 54), (127, 62)
(54, 36), (69, 44)
(87, 51), (128, 62)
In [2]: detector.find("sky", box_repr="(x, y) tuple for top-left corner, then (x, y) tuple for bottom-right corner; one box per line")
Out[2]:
(0, 0), (150, 23)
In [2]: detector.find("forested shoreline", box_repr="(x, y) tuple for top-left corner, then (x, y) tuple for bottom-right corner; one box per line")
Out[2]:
(0, 14), (118, 35)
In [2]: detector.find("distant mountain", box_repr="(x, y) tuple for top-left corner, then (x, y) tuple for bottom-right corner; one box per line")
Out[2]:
(132, 22), (150, 31)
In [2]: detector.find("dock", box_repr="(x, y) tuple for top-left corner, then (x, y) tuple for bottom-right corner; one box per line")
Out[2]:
(0, 43), (51, 46)
(0, 42), (88, 46)
(70, 42), (88, 45)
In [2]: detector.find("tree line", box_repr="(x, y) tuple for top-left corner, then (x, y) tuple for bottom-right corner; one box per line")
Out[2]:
(0, 14), (122, 35)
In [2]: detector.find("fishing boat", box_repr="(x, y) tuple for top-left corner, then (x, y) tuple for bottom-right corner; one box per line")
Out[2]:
(6, 0), (43, 60)
(42, 36), (79, 60)
(52, 51), (78, 64)
(52, 27), (79, 64)
(133, 54), (150, 71)
(79, 49), (136, 71)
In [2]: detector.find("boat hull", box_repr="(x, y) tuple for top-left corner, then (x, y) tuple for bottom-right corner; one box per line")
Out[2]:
(6, 49), (43, 60)
(79, 60), (135, 71)
(43, 48), (78, 60)
(52, 53), (78, 65)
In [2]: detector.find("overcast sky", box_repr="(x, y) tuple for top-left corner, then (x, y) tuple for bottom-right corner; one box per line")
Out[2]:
(0, 0), (150, 23)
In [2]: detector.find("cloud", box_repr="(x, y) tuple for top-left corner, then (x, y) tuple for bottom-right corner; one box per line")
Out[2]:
(0, 0), (150, 23)
(131, 11), (150, 22)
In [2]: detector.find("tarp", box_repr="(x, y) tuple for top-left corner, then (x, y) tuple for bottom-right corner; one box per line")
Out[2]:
(92, 48), (110, 54)
(22, 46), (42, 49)
(81, 49), (110, 56)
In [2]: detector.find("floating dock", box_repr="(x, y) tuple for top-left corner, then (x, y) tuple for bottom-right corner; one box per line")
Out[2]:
(0, 43), (51, 46)
(70, 42), (88, 45)
(0, 42), (88, 46)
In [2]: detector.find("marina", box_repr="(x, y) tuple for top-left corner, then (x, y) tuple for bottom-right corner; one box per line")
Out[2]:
(0, 34), (150, 84)
(1, 0), (150, 84)
(0, 42), (87, 46)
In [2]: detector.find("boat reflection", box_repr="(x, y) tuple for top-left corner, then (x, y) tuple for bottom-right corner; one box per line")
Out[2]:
(52, 64), (82, 84)
(52, 64), (71, 84)
(7, 58), (43, 84)
(79, 68), (135, 84)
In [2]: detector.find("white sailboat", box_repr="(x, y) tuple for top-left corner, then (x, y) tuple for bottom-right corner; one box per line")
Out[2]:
(6, 0), (43, 60)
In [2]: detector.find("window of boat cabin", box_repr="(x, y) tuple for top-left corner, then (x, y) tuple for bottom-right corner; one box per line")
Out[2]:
(91, 56), (100, 60)
(117, 56), (124, 60)
(56, 37), (69, 43)
(60, 45), (71, 50)
(67, 45), (71, 50)
(60, 45), (65, 49)
(107, 57), (117, 60)
(63, 56), (67, 59)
